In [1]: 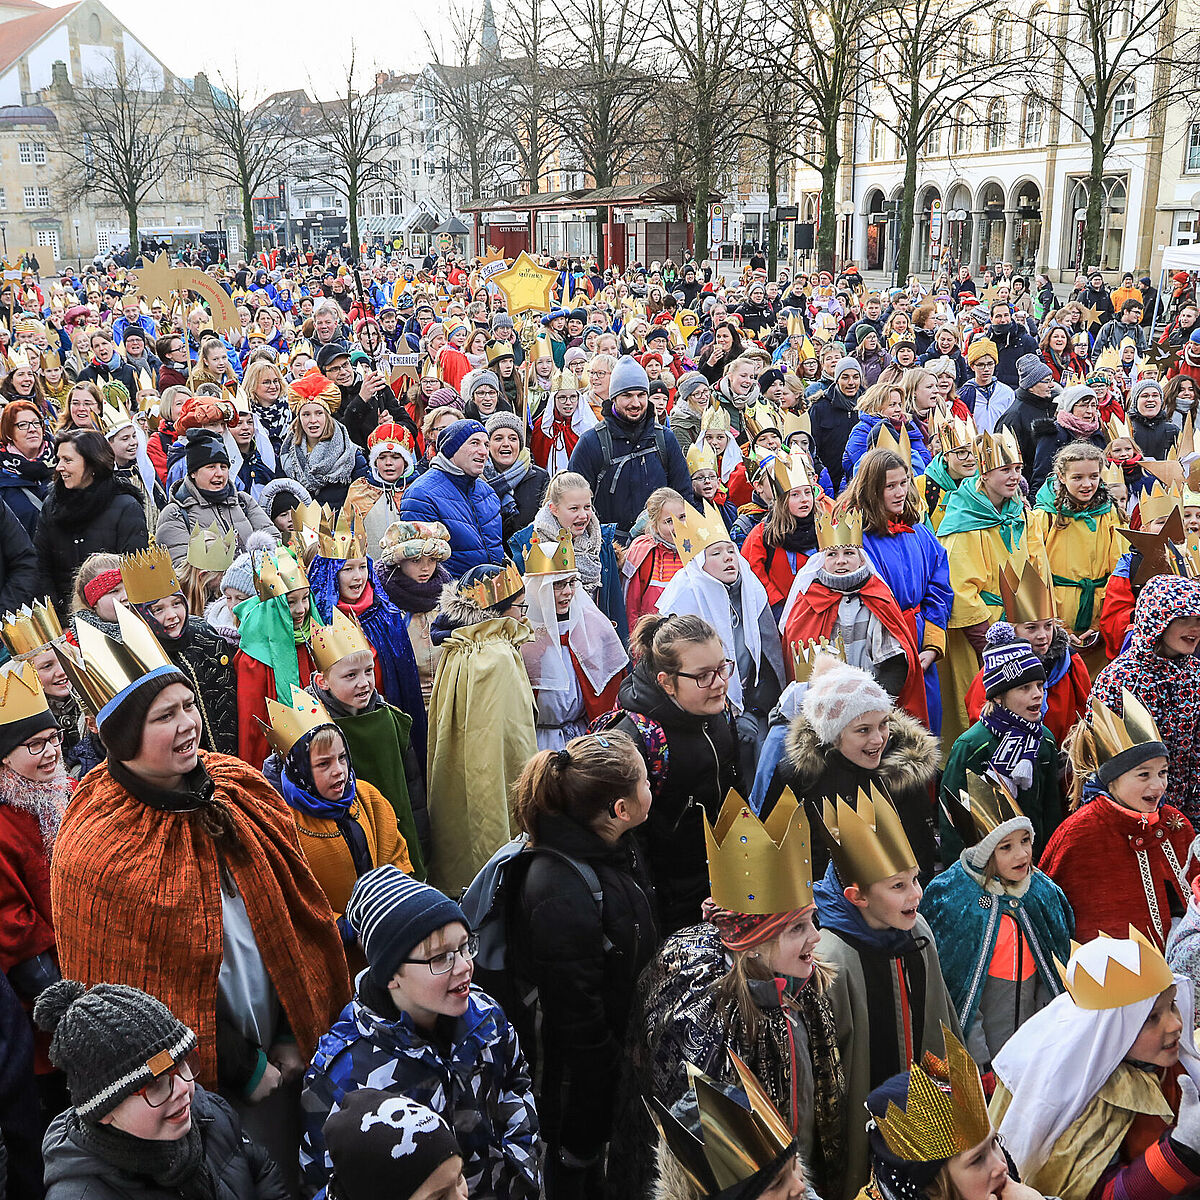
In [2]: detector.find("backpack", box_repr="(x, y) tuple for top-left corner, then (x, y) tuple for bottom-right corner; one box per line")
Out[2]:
(594, 422), (670, 502)
(588, 708), (669, 801)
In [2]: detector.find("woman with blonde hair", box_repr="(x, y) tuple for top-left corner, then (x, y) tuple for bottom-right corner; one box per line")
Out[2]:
(53, 382), (103, 435)
(281, 373), (367, 511)
(243, 356), (292, 449)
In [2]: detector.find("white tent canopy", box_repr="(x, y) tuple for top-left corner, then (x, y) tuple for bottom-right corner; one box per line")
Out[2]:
(1160, 244), (1200, 271)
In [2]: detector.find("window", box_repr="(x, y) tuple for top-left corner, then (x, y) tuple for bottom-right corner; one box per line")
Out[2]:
(1112, 81), (1135, 135)
(0, 187), (6, 208)
(924, 123), (942, 155)
(388, 193), (402, 215)
(991, 14), (1012, 59)
(1188, 123), (1200, 172)
(410, 158), (420, 177)
(174, 135), (197, 182)
(957, 19), (977, 68)
(1107, 0), (1133, 36)
(424, 160), (436, 176)
(1023, 98), (1044, 145)
(871, 120), (887, 161)
(386, 131), (402, 147)
(18, 141), (46, 164)
(1028, 4), (1049, 55)
(36, 229), (59, 258)
(951, 110), (973, 154)
(986, 99), (1007, 149)
(369, 194), (385, 216)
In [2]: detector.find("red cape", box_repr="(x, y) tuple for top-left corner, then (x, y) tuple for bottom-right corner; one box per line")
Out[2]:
(782, 573), (929, 725)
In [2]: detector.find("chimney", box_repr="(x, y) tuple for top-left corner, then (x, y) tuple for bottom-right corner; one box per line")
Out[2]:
(193, 70), (209, 95)
(50, 59), (71, 97)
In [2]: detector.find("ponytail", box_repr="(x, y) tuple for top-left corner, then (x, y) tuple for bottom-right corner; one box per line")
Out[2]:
(630, 611), (719, 670)
(1064, 717), (1099, 810)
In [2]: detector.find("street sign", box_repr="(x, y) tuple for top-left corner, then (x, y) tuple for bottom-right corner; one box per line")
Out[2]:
(930, 198), (943, 243)
(772, 205), (799, 221)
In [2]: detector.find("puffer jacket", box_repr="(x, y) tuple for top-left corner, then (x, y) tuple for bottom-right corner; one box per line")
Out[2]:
(42, 1085), (288, 1200)
(399, 463), (505, 576)
(155, 478), (276, 567)
(841, 413), (931, 484)
(1130, 409), (1179, 460)
(299, 985), (539, 1200)
(609, 659), (742, 936)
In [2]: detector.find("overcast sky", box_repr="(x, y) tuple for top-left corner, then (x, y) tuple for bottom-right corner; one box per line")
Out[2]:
(104, 0), (460, 98)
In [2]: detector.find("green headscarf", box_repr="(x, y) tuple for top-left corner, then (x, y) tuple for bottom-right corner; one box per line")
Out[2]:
(235, 593), (325, 696)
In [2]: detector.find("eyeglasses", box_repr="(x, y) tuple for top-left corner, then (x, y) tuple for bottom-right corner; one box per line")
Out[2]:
(13, 420), (41, 433)
(20, 729), (61, 756)
(673, 659), (735, 688)
(402, 932), (479, 975)
(134, 1053), (197, 1107)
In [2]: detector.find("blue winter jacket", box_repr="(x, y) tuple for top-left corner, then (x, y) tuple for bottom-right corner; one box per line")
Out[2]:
(842, 413), (932, 486)
(300, 986), (540, 1200)
(399, 464), (505, 576)
(111, 313), (158, 345)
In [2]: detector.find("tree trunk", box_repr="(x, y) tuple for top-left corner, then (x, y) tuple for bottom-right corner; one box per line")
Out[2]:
(349, 186), (360, 264)
(594, 207), (607, 270)
(766, 139), (779, 283)
(896, 139), (919, 280)
(817, 125), (841, 272)
(1085, 133), (1105, 268)
(242, 187), (257, 257)
(127, 205), (138, 265)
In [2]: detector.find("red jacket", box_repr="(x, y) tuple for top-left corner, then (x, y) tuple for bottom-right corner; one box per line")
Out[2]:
(1100, 573), (1136, 661)
(724, 461), (754, 508)
(964, 652), (1091, 743)
(236, 644), (317, 771)
(741, 522), (807, 610)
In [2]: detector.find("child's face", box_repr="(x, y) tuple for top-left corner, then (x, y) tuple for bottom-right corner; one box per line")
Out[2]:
(322, 655), (375, 711)
(850, 868), (923, 932)
(691, 469), (719, 501)
(1107, 755), (1169, 814)
(881, 390), (904, 422)
(286, 586), (311, 627)
(728, 364), (754, 397)
(755, 430), (782, 453)
(1125, 985), (1182, 1069)
(654, 500), (687, 542)
(1013, 618), (1056, 659)
(823, 545), (864, 575)
(705, 429), (730, 456)
(388, 920), (475, 1027)
(836, 709), (889, 768)
(1186, 506), (1200, 535)
(702, 541), (739, 583)
(1109, 438), (1137, 462)
(1060, 459), (1100, 504)
(989, 829), (1034, 884)
(787, 485), (814, 518)
(337, 557), (370, 604)
(1000, 680), (1044, 722)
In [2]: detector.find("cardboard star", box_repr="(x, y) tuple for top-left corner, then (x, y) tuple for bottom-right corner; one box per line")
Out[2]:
(1078, 303), (1102, 327)
(1118, 508), (1186, 588)
(1144, 342), (1181, 374)
(491, 251), (557, 315)
(387, 354), (419, 387)
(130, 253), (178, 304)
(978, 286), (1001, 307)
(1142, 458), (1186, 488)
(480, 246), (506, 267)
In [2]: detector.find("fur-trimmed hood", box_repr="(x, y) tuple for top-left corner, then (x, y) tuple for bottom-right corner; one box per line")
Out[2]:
(782, 706), (939, 793)
(434, 576), (515, 630)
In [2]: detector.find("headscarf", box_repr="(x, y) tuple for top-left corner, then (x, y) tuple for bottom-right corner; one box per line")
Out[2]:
(700, 898), (812, 952)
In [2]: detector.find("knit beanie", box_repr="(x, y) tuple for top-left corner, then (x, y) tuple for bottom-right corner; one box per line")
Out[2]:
(608, 354), (650, 399)
(982, 627), (1046, 698)
(463, 369), (500, 403)
(758, 367), (785, 392)
(425, 388), (463, 413)
(34, 980), (197, 1122)
(438, 418), (487, 460)
(326, 1090), (461, 1200)
(491, 313), (514, 331)
(676, 371), (710, 409)
(1016, 353), (1053, 391)
(0, 692), (55, 760)
(801, 655), (891, 746)
(221, 551), (255, 599)
(185, 429), (230, 475)
(833, 357), (862, 386)
(1056, 383), (1098, 415)
(966, 337), (999, 367)
(97, 666), (190, 759)
(485, 410), (525, 443)
(345, 865), (468, 987)
(1130, 378), (1164, 409)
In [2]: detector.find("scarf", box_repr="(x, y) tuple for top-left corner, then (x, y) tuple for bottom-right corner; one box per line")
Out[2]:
(282, 422), (359, 494)
(383, 563), (451, 614)
(235, 593), (323, 697)
(431, 451), (466, 476)
(0, 761), (70, 853)
(980, 704), (1044, 792)
(936, 475), (1026, 549)
(483, 451), (532, 517)
(194, 480), (236, 505)
(815, 563), (872, 593)
(533, 504), (602, 593)
(45, 475), (126, 532)
(700, 898), (813, 951)
(66, 1110), (214, 1200)
(1056, 408), (1100, 437)
(1033, 476), (1113, 532)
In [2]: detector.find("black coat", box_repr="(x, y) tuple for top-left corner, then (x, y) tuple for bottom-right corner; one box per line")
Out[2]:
(995, 388), (1058, 483)
(34, 476), (149, 617)
(511, 811), (656, 1158)
(43, 1086), (288, 1200)
(986, 323), (1039, 389)
(339, 385), (411, 450)
(809, 386), (859, 493)
(76, 358), (139, 397)
(500, 465), (550, 546)
(1130, 410), (1179, 460)
(165, 617), (239, 755)
(0, 499), (37, 613)
(611, 660), (741, 936)
(1030, 420), (1108, 492)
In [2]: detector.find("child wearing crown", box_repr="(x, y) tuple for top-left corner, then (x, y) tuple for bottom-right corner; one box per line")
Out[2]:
(937, 428), (1045, 750)
(623, 487), (688, 631)
(521, 532), (627, 750)
(1104, 412), (1151, 508)
(924, 770), (1072, 1068)
(780, 505), (929, 726)
(655, 503), (784, 778)
(528, 368), (598, 475)
(1046, 689), (1197, 949)
(722, 403), (785, 509)
(990, 931), (1200, 1200)
(1027, 439), (1122, 676)
(685, 440), (738, 531)
(920, 412), (978, 533)
(812, 787), (959, 1199)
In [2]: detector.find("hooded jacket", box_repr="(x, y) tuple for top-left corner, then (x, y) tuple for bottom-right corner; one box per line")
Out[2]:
(154, 477), (276, 568)
(399, 463), (505, 576)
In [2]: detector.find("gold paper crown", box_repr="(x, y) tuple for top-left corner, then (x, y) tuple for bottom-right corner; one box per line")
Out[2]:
(942, 769), (1027, 850)
(549, 368), (580, 394)
(772, 450), (816, 494)
(1139, 481), (1184, 526)
(421, 357), (440, 381)
(459, 560), (525, 609)
(874, 1025), (991, 1162)
(743, 403), (783, 442)
(786, 312), (805, 338)
(100, 402), (136, 437)
(939, 414), (978, 454)
(791, 636), (847, 684)
(975, 427), (1022, 472)
(1061, 370), (1087, 389)
(703, 788), (814, 915)
(317, 509), (367, 561)
(254, 548), (309, 600)
(52, 601), (176, 722)
(673, 500), (732, 567)
(875, 421), (912, 463)
(1095, 346), (1122, 372)
(700, 401), (731, 436)
(649, 1051), (794, 1198)
(310, 607), (372, 673)
(1, 597), (63, 658)
(687, 441), (718, 476)
(1090, 688), (1164, 770)
(781, 409), (811, 440)
(532, 333), (554, 362)
(262, 683), (335, 757)
(119, 546), (181, 606)
(1102, 460), (1126, 489)
(816, 507), (863, 549)
(0, 659), (51, 727)
(524, 531), (576, 576)
(998, 552), (1056, 624)
(1106, 414), (1135, 445)
(186, 522), (237, 573)
(817, 785), (918, 887)
(1055, 926), (1174, 1011)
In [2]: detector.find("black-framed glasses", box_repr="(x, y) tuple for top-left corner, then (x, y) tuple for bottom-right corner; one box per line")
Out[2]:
(135, 1053), (197, 1107)
(20, 729), (61, 756)
(673, 659), (735, 688)
(402, 932), (479, 975)
(13, 420), (41, 433)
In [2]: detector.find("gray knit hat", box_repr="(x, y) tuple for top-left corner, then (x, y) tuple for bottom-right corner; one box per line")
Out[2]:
(1016, 353), (1053, 391)
(34, 981), (197, 1122)
(491, 313), (514, 331)
(676, 371), (711, 409)
(485, 410), (525, 443)
(463, 369), (500, 403)
(221, 551), (255, 599)
(833, 357), (862, 385)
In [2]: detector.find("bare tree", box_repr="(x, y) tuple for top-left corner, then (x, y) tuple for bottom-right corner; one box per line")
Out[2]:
(1020, 0), (1200, 267)
(422, 6), (504, 204)
(51, 57), (185, 259)
(864, 0), (1015, 275)
(186, 68), (291, 257)
(496, 0), (563, 193)
(655, 0), (752, 262)
(299, 48), (396, 260)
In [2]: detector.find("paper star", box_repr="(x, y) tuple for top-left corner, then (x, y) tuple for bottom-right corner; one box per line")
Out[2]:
(1078, 303), (1102, 326)
(491, 251), (558, 315)
(1144, 342), (1181, 374)
(388, 354), (419, 387)
(1118, 508), (1186, 588)
(130, 254), (241, 332)
(978, 286), (1001, 307)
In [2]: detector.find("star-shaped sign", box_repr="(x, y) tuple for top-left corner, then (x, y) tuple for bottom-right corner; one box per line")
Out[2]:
(491, 251), (557, 315)
(388, 354), (419, 387)
(1119, 508), (1186, 588)
(978, 286), (1001, 308)
(129, 253), (179, 305)
(1078, 303), (1102, 327)
(1144, 342), (1181, 374)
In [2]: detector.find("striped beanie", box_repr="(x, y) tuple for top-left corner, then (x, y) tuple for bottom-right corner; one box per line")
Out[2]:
(345, 865), (467, 986)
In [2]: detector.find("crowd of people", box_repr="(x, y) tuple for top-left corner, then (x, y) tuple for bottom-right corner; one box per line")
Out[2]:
(4, 243), (1200, 1200)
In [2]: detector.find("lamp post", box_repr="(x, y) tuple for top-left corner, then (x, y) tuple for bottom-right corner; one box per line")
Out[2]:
(0, 222), (7, 257)
(216, 214), (224, 264)
(74, 219), (81, 271)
